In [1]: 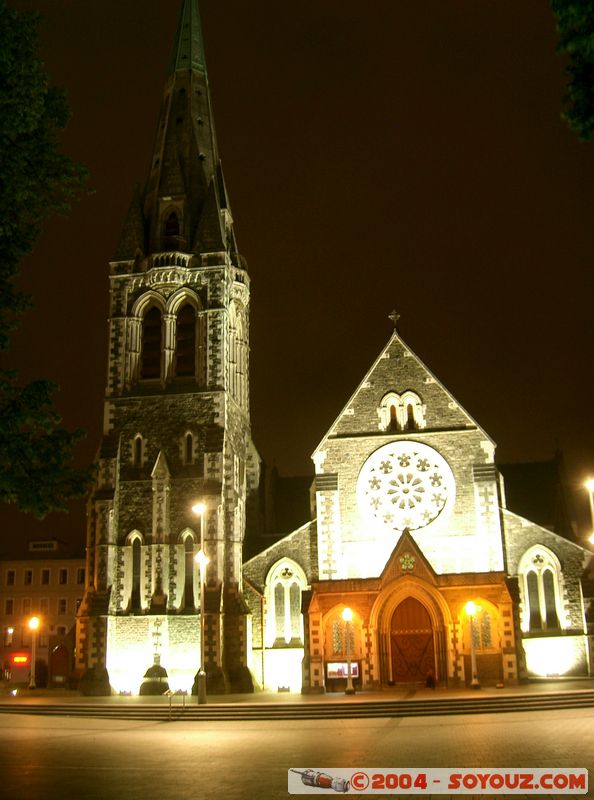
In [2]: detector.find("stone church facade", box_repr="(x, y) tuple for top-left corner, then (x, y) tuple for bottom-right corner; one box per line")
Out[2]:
(244, 333), (592, 692)
(76, 0), (592, 694)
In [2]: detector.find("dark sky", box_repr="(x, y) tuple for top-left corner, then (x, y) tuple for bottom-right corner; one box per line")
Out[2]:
(3, 0), (594, 547)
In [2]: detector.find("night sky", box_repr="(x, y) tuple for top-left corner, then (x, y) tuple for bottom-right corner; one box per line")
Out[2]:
(2, 0), (593, 548)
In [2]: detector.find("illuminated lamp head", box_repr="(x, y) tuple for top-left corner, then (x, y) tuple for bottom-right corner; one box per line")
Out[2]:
(464, 601), (477, 617)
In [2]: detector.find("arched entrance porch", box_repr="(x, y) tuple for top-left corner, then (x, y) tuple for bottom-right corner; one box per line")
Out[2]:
(371, 578), (452, 686)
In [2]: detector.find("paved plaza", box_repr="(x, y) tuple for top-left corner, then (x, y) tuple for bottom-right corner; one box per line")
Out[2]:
(0, 700), (592, 799)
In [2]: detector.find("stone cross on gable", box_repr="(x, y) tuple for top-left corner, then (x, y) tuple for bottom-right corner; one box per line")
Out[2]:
(388, 310), (400, 329)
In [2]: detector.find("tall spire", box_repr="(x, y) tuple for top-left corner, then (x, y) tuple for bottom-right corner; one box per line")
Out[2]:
(114, 0), (239, 264)
(170, 0), (206, 74)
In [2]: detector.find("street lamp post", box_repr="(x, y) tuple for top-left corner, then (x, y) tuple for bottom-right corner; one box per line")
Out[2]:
(341, 607), (355, 695)
(464, 601), (480, 689)
(192, 502), (208, 705)
(28, 616), (40, 690)
(194, 549), (209, 704)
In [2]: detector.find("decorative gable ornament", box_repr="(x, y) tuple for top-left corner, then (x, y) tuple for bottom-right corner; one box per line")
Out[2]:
(399, 553), (416, 572)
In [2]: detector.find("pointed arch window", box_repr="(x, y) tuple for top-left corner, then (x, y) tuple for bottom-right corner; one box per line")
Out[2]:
(133, 435), (143, 467)
(141, 307), (162, 379)
(471, 610), (493, 650)
(129, 535), (142, 613)
(264, 560), (307, 647)
(184, 432), (194, 465)
(331, 613), (355, 656)
(389, 404), (399, 431)
(519, 547), (563, 633)
(182, 534), (195, 611)
(164, 211), (180, 237)
(378, 391), (426, 432)
(406, 403), (416, 430)
(175, 304), (196, 377)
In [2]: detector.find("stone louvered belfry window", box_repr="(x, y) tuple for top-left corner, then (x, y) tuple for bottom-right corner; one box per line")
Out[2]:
(140, 306), (162, 379)
(175, 304), (196, 377)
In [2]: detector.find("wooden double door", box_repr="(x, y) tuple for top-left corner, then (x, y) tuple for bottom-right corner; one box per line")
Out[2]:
(390, 597), (435, 683)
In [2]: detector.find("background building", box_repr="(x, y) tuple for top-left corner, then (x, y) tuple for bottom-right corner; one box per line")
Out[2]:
(0, 539), (84, 687)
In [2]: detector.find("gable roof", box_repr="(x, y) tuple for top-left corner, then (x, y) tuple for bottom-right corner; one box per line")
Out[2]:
(313, 330), (493, 459)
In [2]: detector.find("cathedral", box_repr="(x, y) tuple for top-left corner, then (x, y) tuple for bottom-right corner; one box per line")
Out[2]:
(76, 0), (592, 695)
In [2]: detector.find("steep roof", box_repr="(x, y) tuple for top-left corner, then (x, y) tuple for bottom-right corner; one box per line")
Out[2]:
(313, 329), (492, 459)
(113, 0), (240, 264)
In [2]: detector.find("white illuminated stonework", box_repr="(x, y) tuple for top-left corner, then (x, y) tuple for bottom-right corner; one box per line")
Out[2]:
(357, 441), (455, 533)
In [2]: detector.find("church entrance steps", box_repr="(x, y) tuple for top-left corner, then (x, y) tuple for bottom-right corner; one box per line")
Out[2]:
(1, 688), (593, 722)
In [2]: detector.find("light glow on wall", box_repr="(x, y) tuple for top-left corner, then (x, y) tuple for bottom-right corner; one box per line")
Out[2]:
(523, 635), (586, 677)
(261, 648), (304, 692)
(106, 615), (201, 694)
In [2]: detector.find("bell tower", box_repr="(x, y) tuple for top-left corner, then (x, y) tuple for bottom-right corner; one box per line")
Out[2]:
(76, 0), (258, 694)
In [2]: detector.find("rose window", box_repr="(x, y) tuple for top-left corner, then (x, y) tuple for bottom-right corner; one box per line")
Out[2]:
(357, 441), (455, 532)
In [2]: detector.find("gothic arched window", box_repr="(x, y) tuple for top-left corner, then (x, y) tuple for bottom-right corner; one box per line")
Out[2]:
(471, 610), (494, 650)
(165, 211), (180, 237)
(330, 611), (355, 656)
(128, 533), (143, 613)
(184, 432), (194, 465)
(264, 560), (307, 647)
(141, 307), (162, 379)
(406, 403), (416, 430)
(182, 533), (195, 611)
(519, 547), (563, 633)
(389, 404), (399, 431)
(133, 435), (143, 467)
(175, 304), (196, 377)
(377, 391), (426, 432)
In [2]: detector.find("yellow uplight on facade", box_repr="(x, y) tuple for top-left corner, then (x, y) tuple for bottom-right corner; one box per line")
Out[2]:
(341, 607), (353, 622)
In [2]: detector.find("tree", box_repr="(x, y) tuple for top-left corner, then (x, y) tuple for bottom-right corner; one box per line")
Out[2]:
(549, 0), (594, 141)
(0, 1), (94, 517)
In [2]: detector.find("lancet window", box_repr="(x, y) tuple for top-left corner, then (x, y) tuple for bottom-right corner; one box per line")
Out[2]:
(175, 304), (196, 377)
(519, 547), (563, 633)
(140, 307), (162, 379)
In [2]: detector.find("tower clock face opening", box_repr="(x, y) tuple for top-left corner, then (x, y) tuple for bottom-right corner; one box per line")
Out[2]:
(356, 441), (455, 533)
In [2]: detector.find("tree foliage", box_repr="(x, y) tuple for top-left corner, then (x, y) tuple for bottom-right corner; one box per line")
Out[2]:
(549, 0), (594, 141)
(0, 1), (94, 517)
